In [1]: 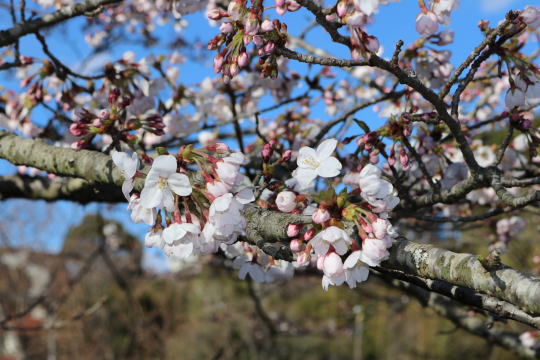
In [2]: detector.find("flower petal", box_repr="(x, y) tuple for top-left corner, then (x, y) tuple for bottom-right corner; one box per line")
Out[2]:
(122, 179), (134, 201)
(171, 242), (194, 259)
(297, 146), (318, 168)
(293, 167), (318, 186)
(163, 224), (187, 244)
(316, 138), (337, 160)
(317, 157), (342, 177)
(151, 155), (177, 177)
(162, 189), (175, 211)
(168, 173), (192, 196)
(140, 186), (162, 209)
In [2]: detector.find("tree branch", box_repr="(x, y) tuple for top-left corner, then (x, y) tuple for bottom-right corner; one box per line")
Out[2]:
(0, 0), (122, 47)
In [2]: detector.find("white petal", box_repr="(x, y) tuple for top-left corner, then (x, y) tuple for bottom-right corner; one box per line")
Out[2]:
(236, 187), (255, 204)
(121, 179), (134, 201)
(162, 189), (175, 211)
(316, 138), (338, 160)
(333, 239), (349, 255)
(343, 251), (362, 269)
(151, 155), (177, 177)
(168, 173), (192, 196)
(171, 242), (194, 258)
(297, 146), (318, 168)
(163, 224), (187, 244)
(294, 167), (318, 185)
(140, 186), (162, 209)
(317, 157), (342, 178)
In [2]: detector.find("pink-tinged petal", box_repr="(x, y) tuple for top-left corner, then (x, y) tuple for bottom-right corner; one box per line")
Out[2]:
(311, 238), (329, 257)
(317, 157), (342, 177)
(316, 138), (338, 160)
(180, 223), (201, 235)
(168, 173), (192, 196)
(343, 251), (362, 269)
(236, 187), (255, 204)
(333, 239), (349, 255)
(140, 186), (162, 209)
(294, 167), (318, 185)
(122, 179), (134, 201)
(171, 242), (194, 258)
(151, 155), (177, 176)
(322, 275), (331, 291)
(163, 224), (187, 244)
(212, 193), (234, 212)
(162, 189), (175, 211)
(297, 146), (318, 168)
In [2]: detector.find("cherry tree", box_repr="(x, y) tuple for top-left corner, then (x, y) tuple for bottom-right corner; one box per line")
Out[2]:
(0, 0), (539, 357)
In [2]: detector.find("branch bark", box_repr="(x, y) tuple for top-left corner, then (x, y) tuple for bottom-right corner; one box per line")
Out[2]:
(0, 0), (122, 48)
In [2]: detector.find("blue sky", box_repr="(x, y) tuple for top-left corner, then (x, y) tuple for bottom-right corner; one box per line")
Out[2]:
(0, 0), (533, 270)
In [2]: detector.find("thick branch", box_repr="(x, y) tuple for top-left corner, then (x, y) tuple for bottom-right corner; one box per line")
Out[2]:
(0, 0), (121, 47)
(0, 175), (124, 203)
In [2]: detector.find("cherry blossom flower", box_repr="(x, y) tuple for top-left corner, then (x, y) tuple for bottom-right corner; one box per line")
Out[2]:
(343, 251), (370, 288)
(361, 237), (390, 266)
(162, 222), (201, 259)
(294, 138), (342, 186)
(312, 208), (331, 224)
(140, 155), (192, 211)
(309, 226), (351, 257)
(321, 252), (346, 290)
(276, 191), (297, 212)
(111, 150), (139, 200)
(416, 11), (438, 37)
(505, 88), (526, 109)
(128, 195), (156, 225)
(145, 229), (164, 249)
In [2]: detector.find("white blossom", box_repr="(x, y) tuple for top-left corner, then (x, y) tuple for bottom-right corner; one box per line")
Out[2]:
(111, 150), (139, 200)
(294, 138), (342, 186)
(140, 155), (192, 211)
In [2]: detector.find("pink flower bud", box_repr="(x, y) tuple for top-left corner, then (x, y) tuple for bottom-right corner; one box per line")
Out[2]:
(276, 191), (297, 212)
(337, 0), (348, 17)
(220, 22), (233, 34)
(262, 143), (273, 162)
(297, 251), (310, 266)
(213, 54), (224, 73)
(399, 149), (409, 167)
(245, 14), (260, 36)
(366, 36), (380, 53)
(280, 150), (292, 163)
(207, 9), (226, 21)
(287, 223), (302, 237)
(276, 5), (287, 16)
(261, 19), (274, 32)
(303, 228), (316, 241)
(71, 139), (86, 150)
(287, 0), (301, 12)
(416, 11), (438, 37)
(253, 35), (264, 47)
(264, 41), (275, 54)
(290, 239), (303, 252)
(237, 51), (249, 68)
(312, 208), (330, 224)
